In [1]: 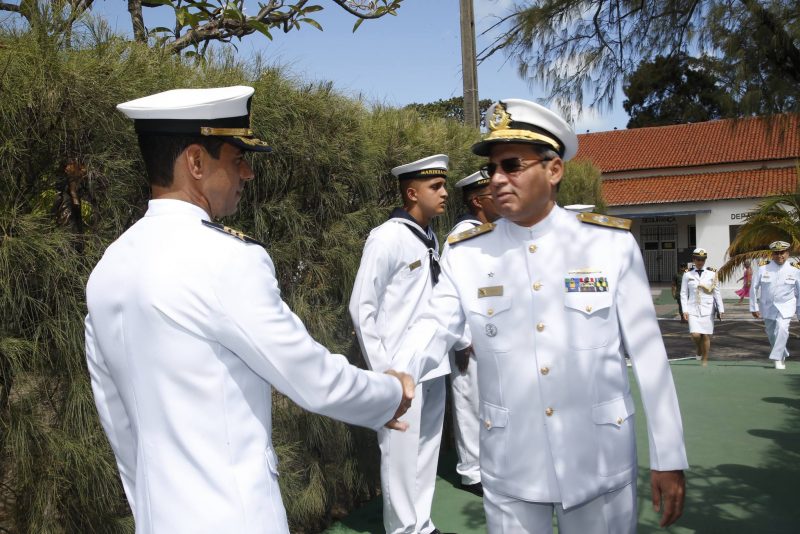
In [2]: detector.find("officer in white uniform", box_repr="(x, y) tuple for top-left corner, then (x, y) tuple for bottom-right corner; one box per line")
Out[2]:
(680, 248), (724, 366)
(442, 171), (500, 496)
(750, 240), (800, 370)
(85, 86), (413, 534)
(349, 155), (450, 534)
(398, 99), (688, 533)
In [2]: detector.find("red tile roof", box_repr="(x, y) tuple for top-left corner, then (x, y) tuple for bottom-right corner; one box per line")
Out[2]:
(603, 167), (799, 206)
(576, 114), (800, 172)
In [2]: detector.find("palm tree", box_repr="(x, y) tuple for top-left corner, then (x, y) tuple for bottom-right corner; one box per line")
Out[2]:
(717, 169), (800, 282)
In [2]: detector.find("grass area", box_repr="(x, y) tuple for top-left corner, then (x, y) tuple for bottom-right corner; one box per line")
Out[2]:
(327, 361), (800, 533)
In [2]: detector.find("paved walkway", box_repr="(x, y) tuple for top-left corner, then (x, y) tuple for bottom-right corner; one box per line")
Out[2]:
(326, 292), (800, 534)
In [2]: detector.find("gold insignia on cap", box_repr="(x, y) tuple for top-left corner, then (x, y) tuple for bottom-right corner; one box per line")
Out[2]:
(577, 212), (631, 231)
(447, 222), (496, 245)
(200, 127), (254, 137)
(233, 136), (271, 147)
(488, 103), (512, 131)
(478, 286), (504, 298)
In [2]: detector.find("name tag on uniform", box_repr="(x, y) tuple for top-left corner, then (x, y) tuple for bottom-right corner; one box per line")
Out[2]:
(409, 259), (422, 271)
(565, 276), (609, 292)
(478, 286), (504, 298)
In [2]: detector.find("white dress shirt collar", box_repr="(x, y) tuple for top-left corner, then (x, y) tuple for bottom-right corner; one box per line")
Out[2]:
(145, 199), (211, 221)
(504, 202), (565, 241)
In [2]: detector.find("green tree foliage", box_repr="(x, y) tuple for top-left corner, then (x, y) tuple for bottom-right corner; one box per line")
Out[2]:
(718, 168), (800, 282)
(405, 96), (494, 126)
(0, 24), (480, 533)
(623, 53), (737, 128)
(0, 0), (404, 55)
(557, 160), (607, 212)
(480, 0), (799, 115)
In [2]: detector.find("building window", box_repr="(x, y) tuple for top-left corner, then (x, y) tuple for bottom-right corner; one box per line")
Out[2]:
(730, 224), (743, 244)
(688, 226), (696, 248)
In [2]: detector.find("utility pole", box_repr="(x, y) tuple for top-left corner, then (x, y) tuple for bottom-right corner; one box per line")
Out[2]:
(459, 0), (479, 129)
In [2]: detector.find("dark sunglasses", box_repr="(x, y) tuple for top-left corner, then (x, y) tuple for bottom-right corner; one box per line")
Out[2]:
(479, 157), (552, 179)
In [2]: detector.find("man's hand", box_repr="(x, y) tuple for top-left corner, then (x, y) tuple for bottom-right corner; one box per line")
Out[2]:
(651, 469), (685, 527)
(384, 370), (415, 431)
(752, 311), (761, 319)
(454, 346), (473, 373)
(718, 312), (724, 320)
(682, 313), (688, 321)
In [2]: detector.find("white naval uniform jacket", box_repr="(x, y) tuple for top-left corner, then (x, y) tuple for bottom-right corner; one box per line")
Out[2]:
(85, 199), (401, 534)
(349, 216), (450, 381)
(750, 260), (800, 319)
(400, 206), (688, 508)
(680, 268), (724, 317)
(442, 217), (482, 351)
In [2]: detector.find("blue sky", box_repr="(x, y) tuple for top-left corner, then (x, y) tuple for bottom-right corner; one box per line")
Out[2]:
(91, 0), (630, 132)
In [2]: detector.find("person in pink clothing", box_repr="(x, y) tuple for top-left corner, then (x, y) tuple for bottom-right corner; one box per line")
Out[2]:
(735, 259), (753, 302)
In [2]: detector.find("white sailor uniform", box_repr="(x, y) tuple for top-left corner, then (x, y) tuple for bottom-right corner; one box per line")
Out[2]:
(398, 206), (688, 532)
(85, 199), (402, 534)
(442, 216), (483, 487)
(750, 260), (800, 361)
(349, 213), (449, 534)
(680, 267), (724, 334)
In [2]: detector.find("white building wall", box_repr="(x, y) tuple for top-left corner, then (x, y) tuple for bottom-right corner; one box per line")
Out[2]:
(609, 198), (762, 298)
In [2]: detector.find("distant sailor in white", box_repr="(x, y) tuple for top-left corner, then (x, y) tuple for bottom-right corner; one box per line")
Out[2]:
(680, 248), (724, 366)
(750, 240), (800, 370)
(85, 86), (414, 534)
(349, 155), (450, 534)
(441, 170), (501, 497)
(397, 99), (688, 534)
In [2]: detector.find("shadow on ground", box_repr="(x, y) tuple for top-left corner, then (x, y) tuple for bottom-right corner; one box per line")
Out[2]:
(637, 375), (800, 534)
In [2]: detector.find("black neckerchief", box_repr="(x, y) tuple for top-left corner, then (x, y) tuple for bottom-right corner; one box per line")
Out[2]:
(388, 207), (440, 285)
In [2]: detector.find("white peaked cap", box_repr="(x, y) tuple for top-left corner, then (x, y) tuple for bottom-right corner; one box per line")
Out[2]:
(117, 86), (254, 120)
(473, 98), (578, 161)
(117, 86), (271, 152)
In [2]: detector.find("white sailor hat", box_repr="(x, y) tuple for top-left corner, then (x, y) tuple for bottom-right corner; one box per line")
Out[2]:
(455, 171), (490, 192)
(391, 154), (449, 180)
(117, 86), (271, 152)
(472, 99), (578, 160)
(769, 240), (791, 251)
(692, 248), (708, 258)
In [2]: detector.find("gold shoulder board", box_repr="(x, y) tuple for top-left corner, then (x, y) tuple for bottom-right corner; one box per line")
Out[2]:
(202, 220), (266, 247)
(707, 267), (717, 272)
(577, 212), (632, 231)
(759, 259), (770, 266)
(447, 222), (496, 245)
(792, 262), (800, 269)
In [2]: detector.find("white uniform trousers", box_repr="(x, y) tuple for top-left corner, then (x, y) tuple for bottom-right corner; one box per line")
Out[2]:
(483, 480), (637, 534)
(764, 317), (791, 361)
(448, 350), (481, 485)
(379, 376), (446, 534)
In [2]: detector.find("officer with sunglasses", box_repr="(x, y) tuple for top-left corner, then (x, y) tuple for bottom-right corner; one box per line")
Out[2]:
(396, 99), (688, 533)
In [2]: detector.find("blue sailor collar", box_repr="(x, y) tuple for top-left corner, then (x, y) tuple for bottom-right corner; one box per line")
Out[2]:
(145, 199), (211, 221)
(388, 207), (435, 240)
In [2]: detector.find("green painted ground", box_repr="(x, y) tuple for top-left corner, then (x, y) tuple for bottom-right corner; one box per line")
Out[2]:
(325, 360), (800, 533)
